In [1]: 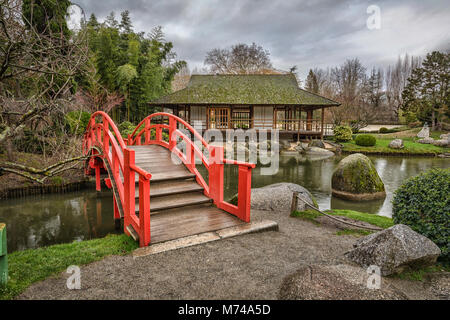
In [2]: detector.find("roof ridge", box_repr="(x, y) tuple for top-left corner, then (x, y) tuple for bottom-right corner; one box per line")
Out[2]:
(297, 87), (340, 105)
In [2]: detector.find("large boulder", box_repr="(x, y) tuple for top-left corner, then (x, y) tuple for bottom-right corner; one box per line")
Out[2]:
(331, 153), (386, 201)
(309, 140), (326, 149)
(418, 137), (435, 144)
(305, 146), (334, 158)
(389, 139), (404, 149)
(231, 183), (318, 212)
(279, 264), (407, 300)
(345, 224), (441, 276)
(440, 133), (450, 141)
(432, 139), (449, 147)
(417, 125), (430, 139)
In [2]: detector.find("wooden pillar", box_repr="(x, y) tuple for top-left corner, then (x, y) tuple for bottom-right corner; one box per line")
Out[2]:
(307, 109), (313, 131)
(321, 107), (325, 140)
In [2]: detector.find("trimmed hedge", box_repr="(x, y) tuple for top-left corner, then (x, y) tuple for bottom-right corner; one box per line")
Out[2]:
(379, 127), (389, 133)
(334, 125), (353, 142)
(355, 134), (376, 146)
(392, 169), (450, 263)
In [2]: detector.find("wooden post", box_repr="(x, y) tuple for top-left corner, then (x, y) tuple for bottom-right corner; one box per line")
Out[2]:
(237, 166), (252, 223)
(307, 109), (313, 131)
(290, 192), (299, 214)
(123, 148), (136, 237)
(95, 159), (101, 192)
(0, 223), (7, 286)
(208, 146), (224, 204)
(169, 117), (176, 150)
(138, 177), (151, 247)
(321, 107), (325, 140)
(145, 118), (151, 144)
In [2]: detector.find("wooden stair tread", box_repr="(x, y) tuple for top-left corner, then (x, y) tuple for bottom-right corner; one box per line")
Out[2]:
(135, 179), (203, 198)
(150, 205), (245, 244)
(136, 192), (211, 213)
(121, 169), (196, 183)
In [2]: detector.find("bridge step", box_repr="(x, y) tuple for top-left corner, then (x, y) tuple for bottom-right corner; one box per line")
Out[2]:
(136, 191), (212, 213)
(135, 179), (203, 198)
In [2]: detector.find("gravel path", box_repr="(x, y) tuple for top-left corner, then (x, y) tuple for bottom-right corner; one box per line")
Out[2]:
(17, 209), (446, 300)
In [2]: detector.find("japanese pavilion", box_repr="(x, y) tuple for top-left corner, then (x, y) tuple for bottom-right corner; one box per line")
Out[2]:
(149, 74), (340, 139)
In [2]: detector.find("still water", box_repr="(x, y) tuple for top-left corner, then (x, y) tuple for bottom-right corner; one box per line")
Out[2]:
(0, 155), (448, 252)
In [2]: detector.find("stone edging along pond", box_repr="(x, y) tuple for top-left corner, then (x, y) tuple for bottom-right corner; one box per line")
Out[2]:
(341, 149), (447, 157)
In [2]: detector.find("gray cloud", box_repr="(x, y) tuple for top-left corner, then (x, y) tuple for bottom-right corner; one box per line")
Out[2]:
(75, 0), (450, 79)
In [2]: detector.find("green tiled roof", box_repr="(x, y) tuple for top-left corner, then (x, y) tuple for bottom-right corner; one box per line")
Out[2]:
(150, 74), (340, 106)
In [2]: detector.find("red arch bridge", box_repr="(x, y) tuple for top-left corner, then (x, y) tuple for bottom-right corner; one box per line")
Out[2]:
(83, 112), (255, 247)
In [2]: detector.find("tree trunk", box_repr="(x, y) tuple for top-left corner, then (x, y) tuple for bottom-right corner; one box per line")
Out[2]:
(431, 109), (436, 131)
(5, 135), (15, 161)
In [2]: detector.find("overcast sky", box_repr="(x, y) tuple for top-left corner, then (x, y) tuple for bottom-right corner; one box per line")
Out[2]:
(72, 0), (450, 80)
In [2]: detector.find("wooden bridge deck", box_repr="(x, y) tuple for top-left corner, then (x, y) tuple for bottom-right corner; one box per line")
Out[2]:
(126, 145), (245, 244)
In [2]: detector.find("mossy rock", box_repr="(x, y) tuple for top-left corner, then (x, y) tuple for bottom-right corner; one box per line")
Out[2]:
(331, 153), (386, 201)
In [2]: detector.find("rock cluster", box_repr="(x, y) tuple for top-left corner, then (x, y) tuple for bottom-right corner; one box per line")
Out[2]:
(345, 224), (441, 276)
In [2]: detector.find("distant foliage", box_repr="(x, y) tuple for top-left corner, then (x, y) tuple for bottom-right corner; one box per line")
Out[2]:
(84, 12), (186, 123)
(355, 134), (376, 146)
(393, 169), (450, 262)
(333, 125), (353, 142)
(65, 111), (91, 136)
(379, 127), (389, 133)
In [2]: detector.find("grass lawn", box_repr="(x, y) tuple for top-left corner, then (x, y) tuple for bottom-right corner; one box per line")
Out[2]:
(392, 264), (450, 281)
(291, 209), (394, 229)
(341, 129), (449, 155)
(0, 234), (138, 300)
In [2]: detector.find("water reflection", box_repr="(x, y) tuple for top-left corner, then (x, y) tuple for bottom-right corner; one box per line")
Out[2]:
(0, 188), (117, 252)
(222, 154), (449, 218)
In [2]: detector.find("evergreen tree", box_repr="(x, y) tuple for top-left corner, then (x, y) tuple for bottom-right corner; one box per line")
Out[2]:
(305, 69), (319, 93)
(119, 10), (133, 34)
(22, 0), (71, 37)
(105, 11), (119, 28)
(402, 51), (449, 130)
(87, 13), (99, 28)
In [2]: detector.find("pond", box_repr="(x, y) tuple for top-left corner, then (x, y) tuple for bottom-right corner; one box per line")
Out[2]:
(0, 154), (448, 252)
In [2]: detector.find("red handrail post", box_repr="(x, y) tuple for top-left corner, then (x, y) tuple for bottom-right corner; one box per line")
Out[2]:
(123, 148), (136, 236)
(237, 165), (252, 222)
(95, 161), (101, 192)
(145, 118), (151, 144)
(138, 177), (151, 246)
(156, 125), (162, 142)
(103, 116), (109, 156)
(168, 117), (176, 150)
(208, 145), (224, 204)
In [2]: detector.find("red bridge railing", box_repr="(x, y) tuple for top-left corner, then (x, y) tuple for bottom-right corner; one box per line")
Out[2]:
(83, 112), (255, 247)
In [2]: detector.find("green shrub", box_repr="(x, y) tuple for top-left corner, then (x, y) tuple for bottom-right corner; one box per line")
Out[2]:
(393, 169), (450, 263)
(405, 111), (418, 124)
(354, 134), (376, 146)
(379, 127), (389, 133)
(65, 111), (91, 136)
(333, 125), (353, 142)
(118, 121), (137, 137)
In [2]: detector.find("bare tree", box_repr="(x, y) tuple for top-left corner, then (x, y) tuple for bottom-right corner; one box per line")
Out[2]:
(204, 43), (273, 74)
(385, 54), (422, 119)
(0, 0), (89, 183)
